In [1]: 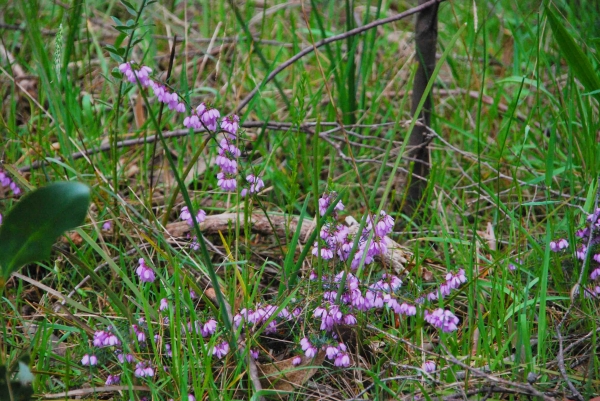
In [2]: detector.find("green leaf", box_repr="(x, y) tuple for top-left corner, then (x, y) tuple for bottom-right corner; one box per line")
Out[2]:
(0, 182), (90, 280)
(546, 5), (600, 103)
(111, 16), (125, 27)
(120, 0), (137, 16)
(111, 67), (123, 78)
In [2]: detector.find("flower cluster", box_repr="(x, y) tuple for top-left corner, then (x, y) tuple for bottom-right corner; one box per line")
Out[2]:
(311, 195), (394, 271)
(180, 206), (206, 227)
(151, 80), (186, 112)
(241, 174), (265, 197)
(549, 238), (569, 252)
(134, 361), (154, 378)
(417, 268), (467, 303)
(183, 103), (220, 130)
(93, 329), (120, 347)
(0, 170), (21, 196)
(119, 62), (152, 88)
(424, 308), (460, 332)
(105, 374), (120, 385)
(318, 192), (345, 217)
(234, 304), (299, 335)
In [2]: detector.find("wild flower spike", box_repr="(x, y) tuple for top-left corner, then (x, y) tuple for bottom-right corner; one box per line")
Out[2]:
(424, 308), (459, 332)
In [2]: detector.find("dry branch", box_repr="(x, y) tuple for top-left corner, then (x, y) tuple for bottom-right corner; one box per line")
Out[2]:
(166, 212), (410, 275)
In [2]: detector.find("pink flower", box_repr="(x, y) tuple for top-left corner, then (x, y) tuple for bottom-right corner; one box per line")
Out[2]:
(221, 114), (240, 138)
(550, 238), (569, 252)
(305, 345), (318, 358)
(375, 210), (394, 237)
(105, 374), (120, 385)
(102, 221), (112, 231)
(343, 314), (357, 325)
(200, 107), (220, 131)
(212, 341), (230, 359)
(425, 308), (460, 332)
(81, 354), (97, 366)
(334, 352), (350, 367)
(399, 302), (416, 316)
(325, 345), (339, 360)
(292, 356), (302, 366)
(134, 361), (154, 377)
(119, 62), (152, 87)
(422, 360), (436, 374)
(590, 267), (600, 281)
(216, 171), (237, 191)
(183, 114), (201, 129)
(136, 258), (156, 283)
(241, 174), (265, 197)
(159, 298), (169, 311)
(201, 319), (217, 337)
(116, 352), (135, 363)
(250, 349), (259, 360)
(318, 193), (344, 217)
(132, 324), (146, 342)
(312, 241), (334, 260)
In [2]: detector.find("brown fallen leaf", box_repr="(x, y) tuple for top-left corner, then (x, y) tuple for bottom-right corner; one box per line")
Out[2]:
(258, 350), (326, 393)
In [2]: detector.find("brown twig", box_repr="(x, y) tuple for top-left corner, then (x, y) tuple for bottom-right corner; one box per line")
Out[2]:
(42, 385), (150, 399)
(16, 121), (398, 173)
(166, 212), (410, 275)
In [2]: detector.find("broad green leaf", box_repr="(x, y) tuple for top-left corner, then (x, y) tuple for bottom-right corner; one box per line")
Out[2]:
(0, 182), (90, 281)
(546, 6), (600, 103)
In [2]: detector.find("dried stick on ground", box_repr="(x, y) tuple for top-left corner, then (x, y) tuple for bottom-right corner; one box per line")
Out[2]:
(403, 0), (439, 217)
(166, 212), (410, 275)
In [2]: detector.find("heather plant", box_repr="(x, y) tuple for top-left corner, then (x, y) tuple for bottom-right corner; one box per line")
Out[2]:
(2, 0), (600, 400)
